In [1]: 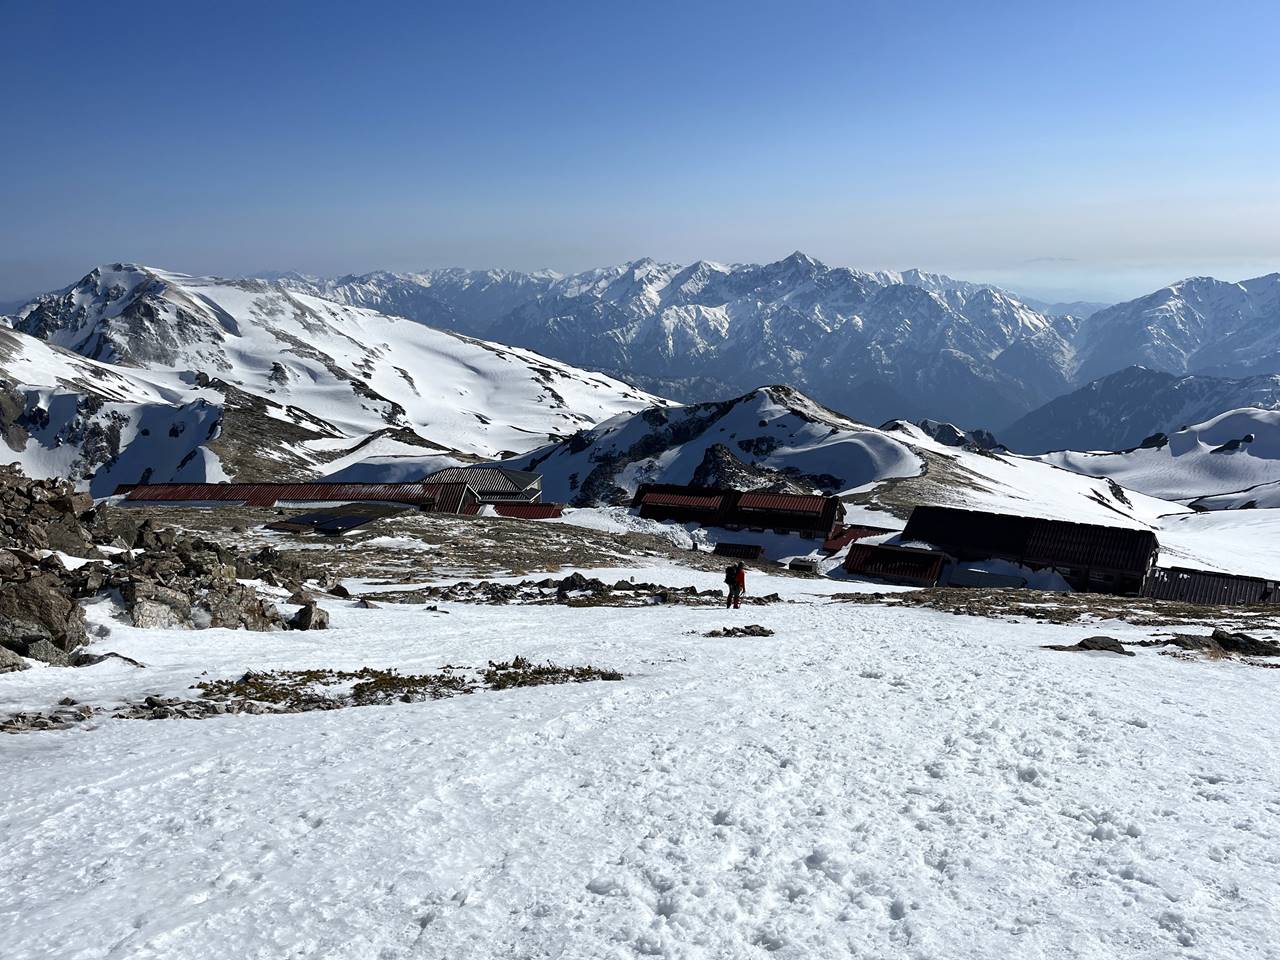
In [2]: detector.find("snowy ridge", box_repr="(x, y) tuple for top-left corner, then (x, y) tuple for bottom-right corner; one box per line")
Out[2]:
(1003, 366), (1280, 454)
(1039, 408), (1280, 509)
(2, 265), (665, 492)
(503, 385), (1183, 534)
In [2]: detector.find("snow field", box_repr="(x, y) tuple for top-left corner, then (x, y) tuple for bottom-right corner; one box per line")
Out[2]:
(3, 567), (1278, 959)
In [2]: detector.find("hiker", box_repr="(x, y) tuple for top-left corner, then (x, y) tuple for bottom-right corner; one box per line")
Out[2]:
(725, 560), (746, 609)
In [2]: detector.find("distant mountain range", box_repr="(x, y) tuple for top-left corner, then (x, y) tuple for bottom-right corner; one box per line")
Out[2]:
(265, 255), (1080, 429)
(261, 257), (1280, 442)
(5, 257), (1280, 491)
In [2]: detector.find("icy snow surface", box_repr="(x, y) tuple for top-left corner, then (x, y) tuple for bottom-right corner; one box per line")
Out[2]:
(3, 563), (1278, 959)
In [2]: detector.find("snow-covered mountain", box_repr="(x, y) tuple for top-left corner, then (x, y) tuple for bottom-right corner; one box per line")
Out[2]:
(269, 255), (1077, 429)
(1039, 408), (1280, 509)
(504, 384), (1182, 531)
(269, 261), (1280, 443)
(1, 265), (664, 493)
(1072, 274), (1280, 385)
(1002, 366), (1280, 453)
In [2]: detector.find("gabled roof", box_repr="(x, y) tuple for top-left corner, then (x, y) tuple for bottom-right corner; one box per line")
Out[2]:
(424, 466), (541, 493)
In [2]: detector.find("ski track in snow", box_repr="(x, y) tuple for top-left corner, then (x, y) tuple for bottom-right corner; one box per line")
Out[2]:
(2, 569), (1279, 959)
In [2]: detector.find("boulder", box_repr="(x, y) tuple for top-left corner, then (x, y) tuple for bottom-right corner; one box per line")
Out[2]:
(289, 602), (330, 631)
(0, 645), (28, 673)
(0, 636), (72, 666)
(123, 579), (193, 628)
(71, 650), (145, 668)
(1210, 628), (1280, 657)
(131, 598), (190, 629)
(1042, 636), (1135, 657)
(0, 573), (87, 651)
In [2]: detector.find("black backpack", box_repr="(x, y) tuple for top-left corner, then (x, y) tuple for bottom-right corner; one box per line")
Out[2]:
(724, 565), (736, 586)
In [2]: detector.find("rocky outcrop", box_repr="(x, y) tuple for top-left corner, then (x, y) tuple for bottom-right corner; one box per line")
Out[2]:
(0, 465), (327, 671)
(0, 554), (88, 660)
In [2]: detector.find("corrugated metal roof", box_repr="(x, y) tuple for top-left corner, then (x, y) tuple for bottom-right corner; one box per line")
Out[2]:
(639, 491), (726, 510)
(425, 466), (541, 493)
(903, 505), (1157, 576)
(736, 492), (827, 514)
(822, 524), (896, 552)
(491, 502), (564, 519)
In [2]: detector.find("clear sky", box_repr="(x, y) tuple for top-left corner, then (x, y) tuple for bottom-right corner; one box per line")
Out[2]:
(2, 0), (1277, 303)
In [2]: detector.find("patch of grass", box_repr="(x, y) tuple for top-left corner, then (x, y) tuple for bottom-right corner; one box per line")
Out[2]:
(189, 657), (623, 713)
(483, 655), (623, 690)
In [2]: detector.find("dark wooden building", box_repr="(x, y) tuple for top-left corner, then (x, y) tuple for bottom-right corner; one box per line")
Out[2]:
(1142, 566), (1280, 606)
(631, 484), (844, 539)
(842, 544), (947, 587)
(713, 541), (766, 561)
(901, 505), (1158, 595)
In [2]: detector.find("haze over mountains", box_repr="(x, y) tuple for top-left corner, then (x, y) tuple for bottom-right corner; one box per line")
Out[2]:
(264, 255), (1280, 445)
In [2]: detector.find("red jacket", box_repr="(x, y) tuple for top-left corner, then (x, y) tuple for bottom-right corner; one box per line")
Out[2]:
(734, 568), (746, 589)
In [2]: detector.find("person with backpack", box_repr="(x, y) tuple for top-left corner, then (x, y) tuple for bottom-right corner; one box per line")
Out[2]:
(724, 561), (746, 609)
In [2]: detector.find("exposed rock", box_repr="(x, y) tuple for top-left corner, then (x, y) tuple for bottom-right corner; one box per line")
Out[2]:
(704, 624), (775, 637)
(289, 602), (330, 630)
(1042, 635), (1135, 657)
(1210, 628), (1280, 657)
(123, 579), (193, 628)
(0, 637), (72, 666)
(71, 650), (145, 668)
(0, 573), (87, 651)
(0, 646), (29, 673)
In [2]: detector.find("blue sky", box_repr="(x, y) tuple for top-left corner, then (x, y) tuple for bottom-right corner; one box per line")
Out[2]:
(2, 0), (1277, 302)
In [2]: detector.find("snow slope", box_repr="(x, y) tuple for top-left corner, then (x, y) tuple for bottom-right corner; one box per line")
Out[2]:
(1040, 408), (1280, 508)
(508, 385), (1186, 535)
(3, 265), (664, 491)
(3, 568), (1278, 958)
(510, 385), (924, 504)
(1002, 366), (1280, 453)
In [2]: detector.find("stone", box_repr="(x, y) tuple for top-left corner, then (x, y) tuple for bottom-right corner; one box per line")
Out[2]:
(71, 650), (146, 669)
(131, 599), (190, 629)
(289, 602), (330, 630)
(0, 548), (21, 580)
(0, 574), (87, 651)
(287, 589), (316, 605)
(1210, 628), (1280, 657)
(0, 637), (71, 666)
(0, 646), (28, 673)
(1042, 635), (1135, 657)
(123, 579), (193, 628)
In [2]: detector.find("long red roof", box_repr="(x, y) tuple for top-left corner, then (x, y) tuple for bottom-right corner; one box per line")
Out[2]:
(736, 492), (828, 514)
(123, 482), (474, 511)
(639, 491), (726, 510)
